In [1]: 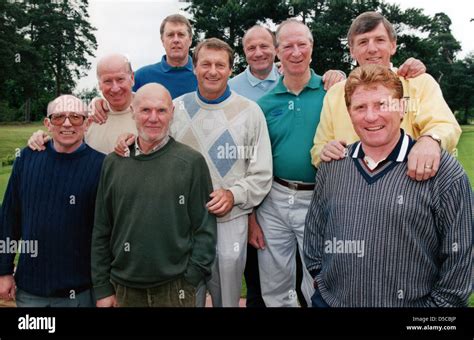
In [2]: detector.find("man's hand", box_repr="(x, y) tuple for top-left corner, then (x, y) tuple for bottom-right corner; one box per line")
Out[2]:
(322, 70), (346, 91)
(407, 136), (441, 181)
(96, 295), (118, 307)
(114, 133), (136, 157)
(27, 130), (50, 151)
(0, 275), (16, 301)
(320, 140), (347, 162)
(90, 98), (110, 124)
(206, 189), (234, 217)
(248, 212), (265, 250)
(397, 57), (426, 79)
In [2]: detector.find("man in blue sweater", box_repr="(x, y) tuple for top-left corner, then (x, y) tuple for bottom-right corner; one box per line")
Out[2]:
(0, 95), (105, 307)
(133, 14), (197, 98)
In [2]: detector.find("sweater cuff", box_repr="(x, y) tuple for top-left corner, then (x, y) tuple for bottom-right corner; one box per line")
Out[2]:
(93, 282), (115, 300)
(183, 264), (203, 287)
(228, 186), (245, 206)
(0, 263), (14, 276)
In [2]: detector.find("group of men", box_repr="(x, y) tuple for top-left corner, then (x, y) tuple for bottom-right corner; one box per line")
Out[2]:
(0, 11), (471, 308)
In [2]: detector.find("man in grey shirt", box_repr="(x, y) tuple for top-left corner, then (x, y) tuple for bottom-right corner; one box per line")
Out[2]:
(304, 64), (472, 307)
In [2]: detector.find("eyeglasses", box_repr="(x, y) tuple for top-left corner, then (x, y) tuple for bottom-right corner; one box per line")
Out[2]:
(48, 113), (87, 126)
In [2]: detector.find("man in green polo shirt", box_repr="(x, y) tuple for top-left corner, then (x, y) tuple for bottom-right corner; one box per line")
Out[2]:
(256, 19), (325, 307)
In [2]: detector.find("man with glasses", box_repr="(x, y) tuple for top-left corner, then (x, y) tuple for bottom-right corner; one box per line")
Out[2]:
(0, 95), (105, 307)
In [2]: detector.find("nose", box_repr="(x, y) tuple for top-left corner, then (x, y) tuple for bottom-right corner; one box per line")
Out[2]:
(63, 116), (73, 127)
(367, 39), (377, 53)
(291, 44), (302, 57)
(148, 109), (159, 122)
(365, 106), (378, 122)
(255, 46), (263, 57)
(209, 64), (218, 75)
(111, 81), (121, 92)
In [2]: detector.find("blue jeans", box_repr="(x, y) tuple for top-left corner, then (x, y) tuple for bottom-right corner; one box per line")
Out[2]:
(16, 288), (95, 307)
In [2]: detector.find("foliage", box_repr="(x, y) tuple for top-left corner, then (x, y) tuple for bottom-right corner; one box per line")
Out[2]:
(0, 0), (96, 122)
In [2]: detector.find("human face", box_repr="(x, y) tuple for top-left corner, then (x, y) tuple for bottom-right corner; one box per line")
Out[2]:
(244, 28), (276, 78)
(348, 84), (404, 153)
(44, 96), (90, 153)
(276, 23), (313, 77)
(194, 47), (232, 100)
(161, 22), (192, 67)
(133, 93), (174, 145)
(98, 60), (134, 111)
(350, 23), (397, 67)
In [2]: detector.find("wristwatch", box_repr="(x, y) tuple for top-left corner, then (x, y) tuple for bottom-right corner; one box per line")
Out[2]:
(421, 133), (442, 146)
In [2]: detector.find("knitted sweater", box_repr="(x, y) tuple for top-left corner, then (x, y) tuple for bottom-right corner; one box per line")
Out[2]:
(171, 91), (273, 223)
(0, 142), (105, 297)
(304, 133), (473, 307)
(91, 138), (217, 300)
(85, 103), (137, 154)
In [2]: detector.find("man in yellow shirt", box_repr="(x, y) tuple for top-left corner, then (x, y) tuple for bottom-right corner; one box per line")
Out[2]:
(311, 11), (461, 181)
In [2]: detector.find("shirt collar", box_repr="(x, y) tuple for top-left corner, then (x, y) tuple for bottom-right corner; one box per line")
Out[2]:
(197, 85), (231, 104)
(135, 135), (170, 156)
(272, 69), (322, 94)
(161, 55), (193, 73)
(351, 129), (412, 163)
(50, 140), (86, 154)
(245, 64), (280, 87)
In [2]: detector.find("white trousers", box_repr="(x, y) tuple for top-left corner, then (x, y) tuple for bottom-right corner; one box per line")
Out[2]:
(196, 215), (248, 307)
(256, 181), (315, 307)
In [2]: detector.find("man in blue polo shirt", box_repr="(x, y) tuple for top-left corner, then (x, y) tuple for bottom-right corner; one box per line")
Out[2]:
(133, 14), (197, 98)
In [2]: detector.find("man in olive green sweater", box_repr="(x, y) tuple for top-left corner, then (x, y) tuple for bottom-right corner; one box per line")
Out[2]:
(91, 83), (217, 307)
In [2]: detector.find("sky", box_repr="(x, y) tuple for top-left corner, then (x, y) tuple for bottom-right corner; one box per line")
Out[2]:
(76, 0), (474, 91)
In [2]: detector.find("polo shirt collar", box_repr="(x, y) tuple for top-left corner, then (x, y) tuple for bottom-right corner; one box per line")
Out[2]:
(351, 129), (412, 163)
(272, 69), (322, 94)
(161, 55), (193, 73)
(245, 64), (279, 87)
(197, 85), (231, 104)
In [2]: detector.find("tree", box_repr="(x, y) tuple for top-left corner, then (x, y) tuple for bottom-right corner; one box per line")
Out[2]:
(0, 0), (97, 122)
(26, 0), (97, 97)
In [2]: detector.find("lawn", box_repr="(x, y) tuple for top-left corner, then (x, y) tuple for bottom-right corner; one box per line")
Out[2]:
(0, 123), (472, 306)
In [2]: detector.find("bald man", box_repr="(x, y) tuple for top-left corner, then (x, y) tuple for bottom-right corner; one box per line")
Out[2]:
(0, 95), (105, 307)
(91, 84), (217, 308)
(28, 53), (137, 154)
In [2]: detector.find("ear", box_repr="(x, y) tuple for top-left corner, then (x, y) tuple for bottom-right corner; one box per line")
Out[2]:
(390, 40), (397, 56)
(44, 117), (52, 132)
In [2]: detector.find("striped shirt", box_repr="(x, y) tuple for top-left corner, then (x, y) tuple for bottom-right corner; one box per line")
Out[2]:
(304, 131), (473, 307)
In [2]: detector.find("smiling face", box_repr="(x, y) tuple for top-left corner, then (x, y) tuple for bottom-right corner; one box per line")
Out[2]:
(350, 22), (397, 67)
(161, 21), (192, 67)
(243, 27), (276, 78)
(276, 22), (313, 77)
(44, 95), (90, 153)
(348, 84), (403, 152)
(97, 55), (134, 111)
(132, 84), (174, 145)
(194, 46), (232, 100)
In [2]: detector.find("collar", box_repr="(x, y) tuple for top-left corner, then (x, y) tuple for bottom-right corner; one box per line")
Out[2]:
(197, 85), (231, 104)
(161, 55), (193, 73)
(50, 140), (86, 154)
(135, 135), (170, 156)
(272, 69), (322, 94)
(351, 129), (412, 164)
(245, 64), (280, 87)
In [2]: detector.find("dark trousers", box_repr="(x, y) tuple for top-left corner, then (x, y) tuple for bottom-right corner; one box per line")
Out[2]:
(244, 244), (307, 308)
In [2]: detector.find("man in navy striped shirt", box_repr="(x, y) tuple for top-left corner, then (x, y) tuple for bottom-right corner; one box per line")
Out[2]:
(304, 64), (472, 307)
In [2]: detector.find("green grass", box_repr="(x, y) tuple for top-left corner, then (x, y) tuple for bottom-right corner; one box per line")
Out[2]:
(0, 122), (44, 204)
(457, 125), (474, 188)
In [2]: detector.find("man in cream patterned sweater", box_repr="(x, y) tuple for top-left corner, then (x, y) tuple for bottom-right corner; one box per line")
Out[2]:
(171, 38), (273, 307)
